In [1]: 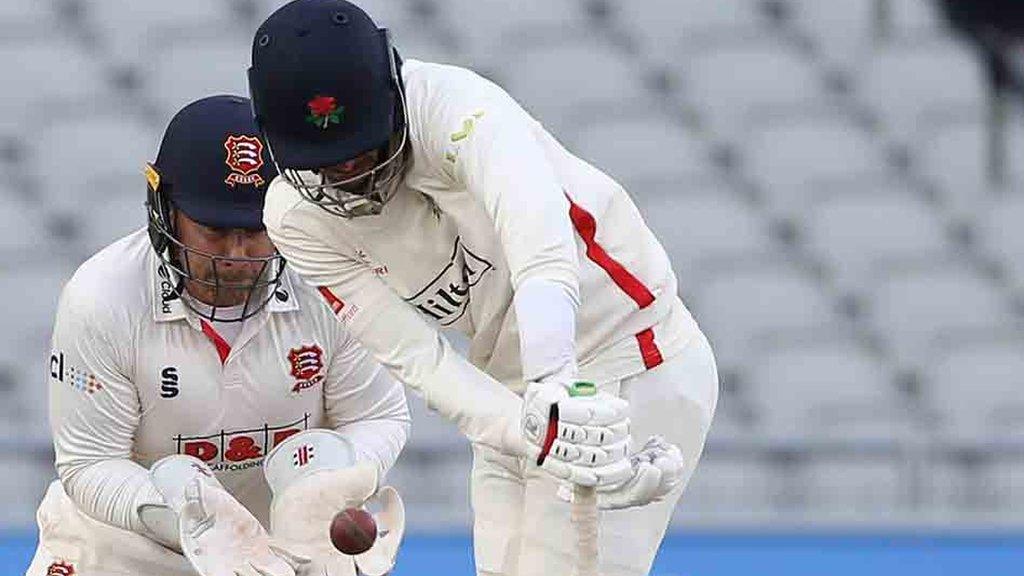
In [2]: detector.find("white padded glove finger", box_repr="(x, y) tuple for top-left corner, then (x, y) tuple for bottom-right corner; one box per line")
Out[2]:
(354, 486), (406, 576)
(146, 456), (296, 576)
(522, 380), (632, 488)
(556, 436), (687, 510)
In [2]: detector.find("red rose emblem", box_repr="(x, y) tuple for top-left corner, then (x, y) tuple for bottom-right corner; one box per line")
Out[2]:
(308, 95), (337, 116)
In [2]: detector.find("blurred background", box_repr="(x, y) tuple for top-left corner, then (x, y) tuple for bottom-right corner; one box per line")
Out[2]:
(1, 0), (1023, 574)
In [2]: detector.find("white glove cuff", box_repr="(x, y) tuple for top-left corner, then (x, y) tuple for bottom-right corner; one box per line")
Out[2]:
(147, 455), (222, 514)
(264, 429), (357, 495)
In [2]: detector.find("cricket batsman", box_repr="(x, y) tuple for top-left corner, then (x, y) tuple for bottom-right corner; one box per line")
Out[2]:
(249, 1), (720, 574)
(26, 95), (410, 576)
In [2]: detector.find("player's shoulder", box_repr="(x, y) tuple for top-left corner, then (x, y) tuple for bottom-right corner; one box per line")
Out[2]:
(263, 175), (308, 232)
(402, 59), (505, 105)
(60, 228), (151, 324)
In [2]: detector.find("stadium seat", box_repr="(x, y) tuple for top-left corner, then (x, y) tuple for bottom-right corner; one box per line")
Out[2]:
(974, 194), (1024, 288)
(747, 336), (909, 442)
(866, 262), (1014, 366)
(500, 38), (652, 135)
(857, 40), (985, 143)
(633, 186), (771, 280)
(568, 116), (712, 190)
(799, 457), (908, 517)
(677, 38), (826, 142)
(0, 455), (55, 528)
(75, 174), (148, 256)
(436, 0), (589, 67)
(613, 0), (767, 63)
(0, 0), (59, 34)
(673, 455), (779, 522)
(743, 112), (888, 214)
(149, 37), (254, 121)
(690, 257), (842, 371)
(84, 0), (241, 66)
(0, 197), (57, 263)
(30, 117), (158, 212)
(916, 119), (1024, 212)
(790, 0), (946, 70)
(801, 183), (952, 291)
(0, 39), (108, 137)
(924, 338), (1024, 442)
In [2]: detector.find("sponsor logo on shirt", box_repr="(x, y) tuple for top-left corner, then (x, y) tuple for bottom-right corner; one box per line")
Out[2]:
(46, 561), (75, 576)
(404, 236), (493, 326)
(288, 345), (324, 394)
(156, 265), (178, 315)
(160, 366), (179, 398)
(49, 352), (103, 395)
(173, 413), (310, 472)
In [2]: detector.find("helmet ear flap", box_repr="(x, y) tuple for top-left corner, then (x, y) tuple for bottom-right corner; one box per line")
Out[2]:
(145, 162), (175, 256)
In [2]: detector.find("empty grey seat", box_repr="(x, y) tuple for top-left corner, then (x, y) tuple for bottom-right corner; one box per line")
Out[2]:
(790, 0), (946, 70)
(437, 0), (588, 67)
(867, 262), (1014, 366)
(84, 0), (239, 66)
(916, 119), (1024, 212)
(925, 338), (1024, 442)
(798, 457), (908, 518)
(569, 116), (711, 189)
(0, 40), (107, 136)
(692, 257), (840, 370)
(858, 40), (984, 143)
(974, 195), (1024, 288)
(501, 39), (651, 135)
(149, 37), (253, 119)
(634, 187), (771, 280)
(31, 117), (157, 212)
(0, 0), (58, 33)
(747, 336), (908, 442)
(614, 0), (767, 63)
(743, 114), (888, 214)
(678, 39), (825, 142)
(672, 455), (778, 522)
(801, 184), (951, 291)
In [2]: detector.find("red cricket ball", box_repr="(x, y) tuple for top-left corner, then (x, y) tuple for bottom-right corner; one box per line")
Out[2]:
(329, 507), (378, 555)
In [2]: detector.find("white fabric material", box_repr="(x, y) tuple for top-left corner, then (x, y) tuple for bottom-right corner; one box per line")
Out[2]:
(512, 276), (578, 383)
(471, 333), (718, 576)
(36, 229), (409, 568)
(263, 429), (358, 495)
(558, 435), (686, 510)
(182, 297), (247, 345)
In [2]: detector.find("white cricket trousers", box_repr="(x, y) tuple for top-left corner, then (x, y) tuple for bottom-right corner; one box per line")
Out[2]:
(25, 481), (196, 576)
(470, 331), (719, 576)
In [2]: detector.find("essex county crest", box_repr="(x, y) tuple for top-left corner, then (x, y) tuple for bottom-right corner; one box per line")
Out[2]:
(223, 134), (266, 187)
(288, 344), (325, 394)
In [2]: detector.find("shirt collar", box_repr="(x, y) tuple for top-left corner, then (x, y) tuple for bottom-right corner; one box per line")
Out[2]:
(149, 252), (300, 323)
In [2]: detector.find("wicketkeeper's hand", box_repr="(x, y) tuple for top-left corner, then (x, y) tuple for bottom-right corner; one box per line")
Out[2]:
(140, 455), (298, 576)
(264, 430), (406, 576)
(558, 435), (686, 510)
(522, 380), (633, 488)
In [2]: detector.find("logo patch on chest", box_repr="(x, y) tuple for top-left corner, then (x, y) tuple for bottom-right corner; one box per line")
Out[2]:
(288, 345), (325, 394)
(404, 237), (493, 326)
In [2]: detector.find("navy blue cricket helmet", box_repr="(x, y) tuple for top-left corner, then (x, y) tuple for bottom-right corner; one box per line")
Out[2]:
(146, 95), (285, 322)
(248, 0), (410, 218)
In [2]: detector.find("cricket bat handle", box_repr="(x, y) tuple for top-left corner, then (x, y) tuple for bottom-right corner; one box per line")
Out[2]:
(568, 381), (600, 576)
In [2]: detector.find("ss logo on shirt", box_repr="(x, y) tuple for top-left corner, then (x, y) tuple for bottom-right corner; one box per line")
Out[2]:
(160, 367), (179, 398)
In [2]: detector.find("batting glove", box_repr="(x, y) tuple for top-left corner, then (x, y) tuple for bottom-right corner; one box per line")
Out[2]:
(522, 380), (633, 488)
(558, 435), (686, 510)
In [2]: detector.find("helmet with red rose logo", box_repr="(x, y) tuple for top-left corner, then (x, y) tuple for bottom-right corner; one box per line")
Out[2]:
(146, 95), (286, 322)
(248, 0), (409, 218)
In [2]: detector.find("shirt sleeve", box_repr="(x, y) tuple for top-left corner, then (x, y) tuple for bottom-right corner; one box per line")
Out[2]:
(264, 186), (527, 458)
(48, 279), (163, 535)
(323, 324), (411, 478)
(413, 65), (582, 382)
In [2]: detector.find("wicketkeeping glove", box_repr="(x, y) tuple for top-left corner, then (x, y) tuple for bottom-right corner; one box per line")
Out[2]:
(521, 380), (634, 488)
(139, 455), (298, 576)
(264, 429), (406, 576)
